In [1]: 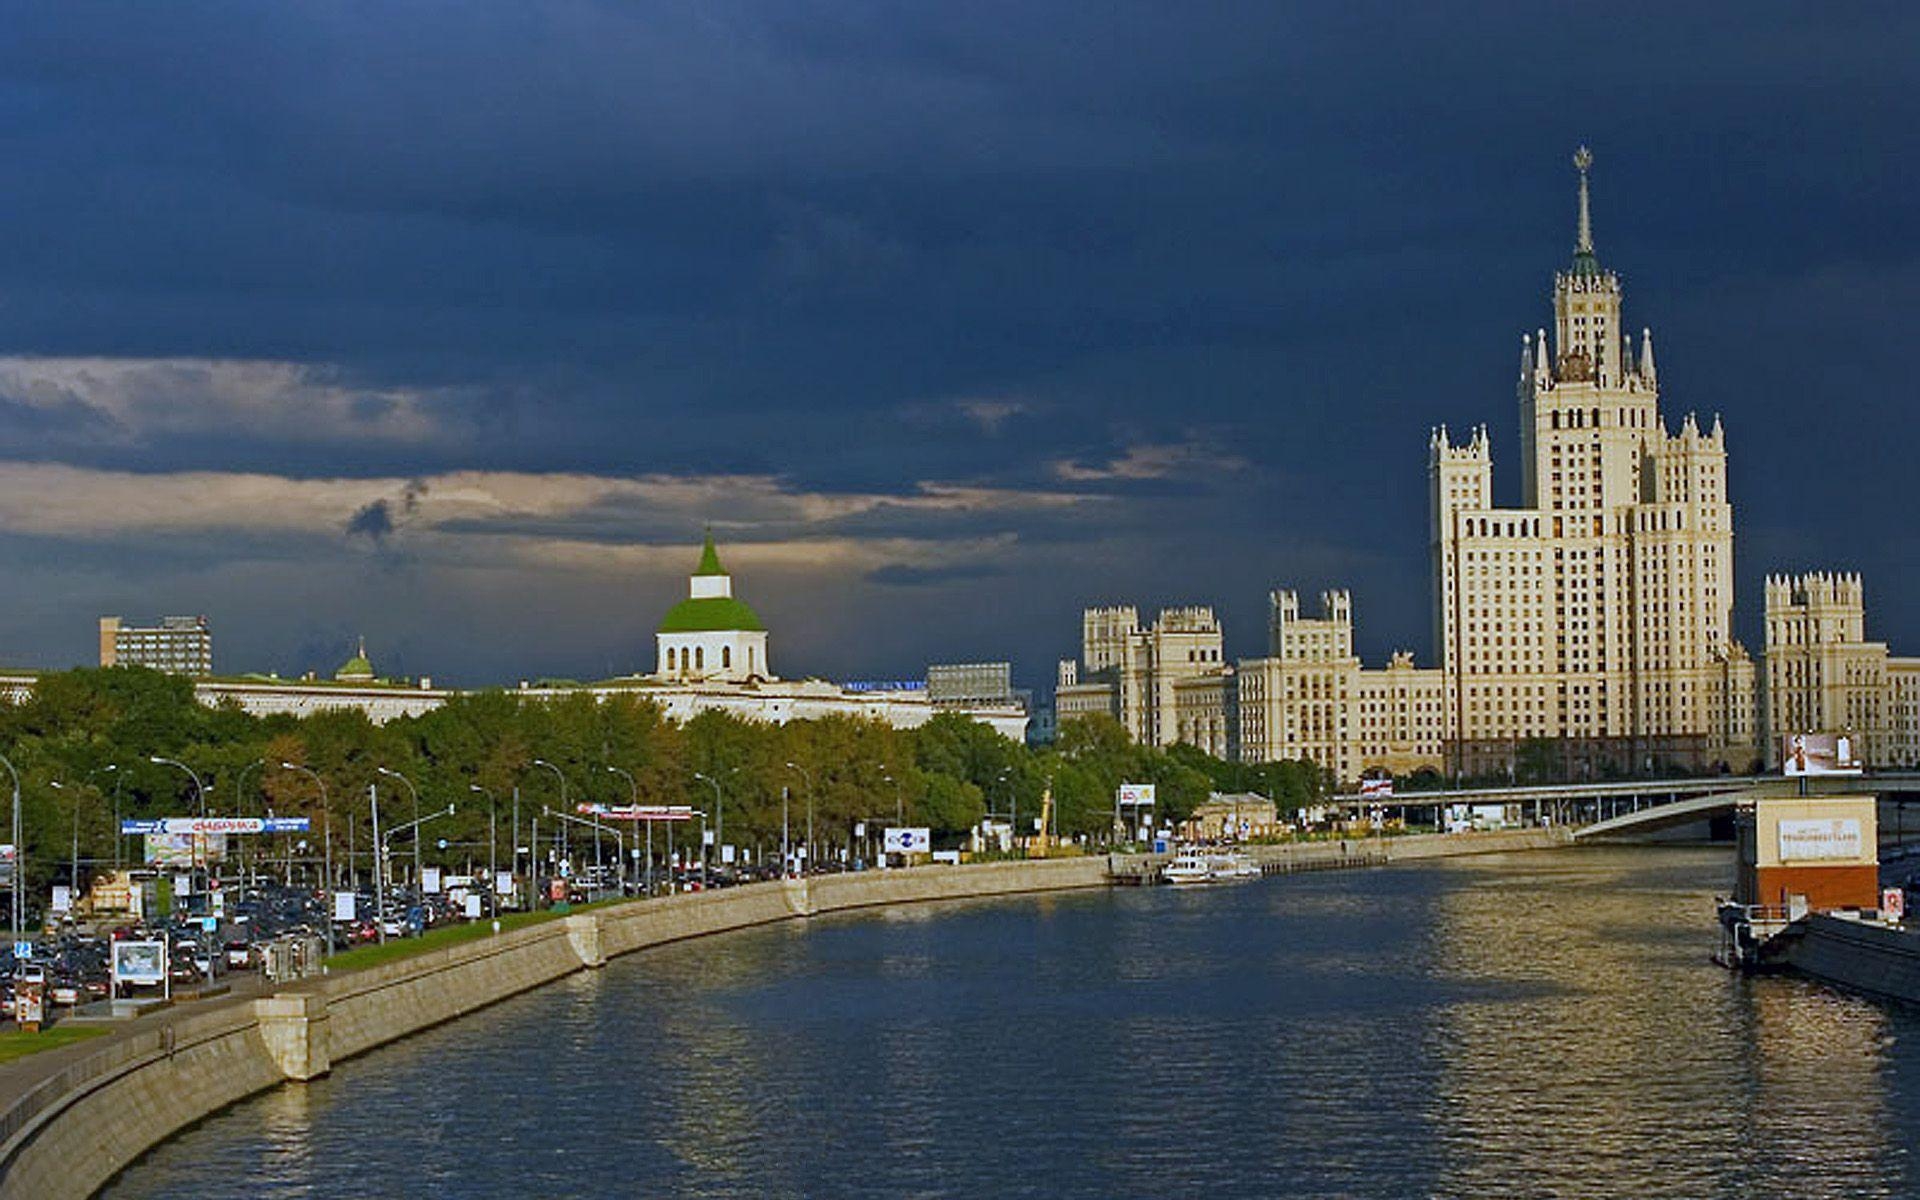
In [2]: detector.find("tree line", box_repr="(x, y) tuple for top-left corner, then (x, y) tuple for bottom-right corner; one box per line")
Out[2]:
(0, 667), (1332, 891)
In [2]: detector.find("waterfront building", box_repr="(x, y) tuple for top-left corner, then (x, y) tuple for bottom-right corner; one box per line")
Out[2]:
(97, 615), (212, 676)
(1235, 592), (1444, 781)
(1429, 147), (1756, 775)
(1762, 572), (1920, 768)
(1056, 605), (1230, 752)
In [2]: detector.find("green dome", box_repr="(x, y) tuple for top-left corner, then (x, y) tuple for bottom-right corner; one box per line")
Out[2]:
(335, 636), (375, 681)
(658, 596), (765, 634)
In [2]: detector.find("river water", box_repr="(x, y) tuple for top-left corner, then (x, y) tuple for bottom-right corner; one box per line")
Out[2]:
(104, 848), (1920, 1198)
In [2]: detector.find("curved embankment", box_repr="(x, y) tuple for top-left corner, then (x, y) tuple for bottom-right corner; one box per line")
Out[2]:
(0, 827), (1565, 1198)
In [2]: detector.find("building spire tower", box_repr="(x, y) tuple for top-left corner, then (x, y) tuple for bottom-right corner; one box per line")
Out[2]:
(1573, 144), (1595, 262)
(1432, 148), (1751, 778)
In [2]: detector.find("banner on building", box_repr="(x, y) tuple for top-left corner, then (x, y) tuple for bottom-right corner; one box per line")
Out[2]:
(1780, 733), (1863, 777)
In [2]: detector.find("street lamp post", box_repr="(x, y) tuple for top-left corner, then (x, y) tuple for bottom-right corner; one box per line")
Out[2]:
(235, 758), (265, 888)
(0, 752), (19, 954)
(606, 766), (644, 896)
(469, 785), (496, 913)
(784, 762), (815, 876)
(693, 772), (725, 884)
(381, 804), (455, 936)
(149, 756), (206, 910)
(278, 763), (334, 955)
(48, 782), (76, 909)
(374, 767), (422, 890)
(530, 760), (569, 867)
(369, 783), (385, 944)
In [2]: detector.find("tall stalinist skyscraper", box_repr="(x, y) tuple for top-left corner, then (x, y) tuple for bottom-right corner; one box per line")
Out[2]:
(1430, 148), (1758, 775)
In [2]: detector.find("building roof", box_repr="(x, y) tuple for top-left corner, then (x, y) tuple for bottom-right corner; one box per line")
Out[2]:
(336, 636), (375, 681)
(658, 596), (765, 634)
(694, 532), (726, 577)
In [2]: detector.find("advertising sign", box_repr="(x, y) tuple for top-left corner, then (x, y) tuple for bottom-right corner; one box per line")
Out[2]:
(883, 827), (931, 855)
(721, 844), (736, 865)
(146, 833), (227, 866)
(112, 939), (169, 987)
(1778, 817), (1864, 862)
(121, 817), (310, 836)
(0, 843), (13, 884)
(15, 975), (44, 1030)
(1360, 778), (1395, 798)
(577, 804), (695, 822)
(422, 866), (442, 894)
(50, 885), (70, 913)
(333, 891), (357, 922)
(1117, 784), (1156, 808)
(1884, 888), (1906, 922)
(1780, 733), (1864, 777)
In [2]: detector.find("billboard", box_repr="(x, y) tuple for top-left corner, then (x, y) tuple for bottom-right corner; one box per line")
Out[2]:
(883, 827), (932, 855)
(146, 832), (226, 866)
(112, 940), (169, 987)
(122, 817), (310, 836)
(1781, 733), (1863, 777)
(1359, 778), (1394, 798)
(1117, 784), (1156, 808)
(1778, 817), (1864, 862)
(578, 803), (695, 822)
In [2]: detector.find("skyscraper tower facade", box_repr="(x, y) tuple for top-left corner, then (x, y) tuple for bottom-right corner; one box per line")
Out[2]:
(1431, 148), (1757, 776)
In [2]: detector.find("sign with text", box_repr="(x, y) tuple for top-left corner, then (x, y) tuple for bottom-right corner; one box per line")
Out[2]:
(1883, 888), (1906, 922)
(1778, 817), (1864, 862)
(883, 827), (931, 855)
(1780, 733), (1863, 778)
(1117, 784), (1156, 808)
(578, 803), (695, 822)
(122, 817), (311, 836)
(1359, 778), (1395, 798)
(0, 843), (12, 884)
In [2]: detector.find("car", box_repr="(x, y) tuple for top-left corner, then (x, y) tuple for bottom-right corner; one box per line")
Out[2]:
(224, 941), (254, 970)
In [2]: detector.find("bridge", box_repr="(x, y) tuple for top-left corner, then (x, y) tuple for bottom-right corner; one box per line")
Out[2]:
(1330, 772), (1920, 841)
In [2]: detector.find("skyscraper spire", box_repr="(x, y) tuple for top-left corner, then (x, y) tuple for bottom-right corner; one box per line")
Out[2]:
(1569, 145), (1601, 277)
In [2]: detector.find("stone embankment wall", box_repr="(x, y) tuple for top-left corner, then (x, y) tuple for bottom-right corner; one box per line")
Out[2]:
(0, 856), (1115, 1199)
(0, 834), (1560, 1198)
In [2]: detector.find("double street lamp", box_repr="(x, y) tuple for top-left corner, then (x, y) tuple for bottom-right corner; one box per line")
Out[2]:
(149, 756), (208, 901)
(374, 767), (422, 888)
(1, 752), (18, 954)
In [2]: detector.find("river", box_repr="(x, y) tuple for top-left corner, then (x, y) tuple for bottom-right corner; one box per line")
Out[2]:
(102, 847), (1920, 1198)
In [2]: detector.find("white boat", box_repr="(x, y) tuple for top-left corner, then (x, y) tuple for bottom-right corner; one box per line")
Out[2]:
(1161, 848), (1261, 885)
(1207, 851), (1261, 882)
(1163, 850), (1215, 885)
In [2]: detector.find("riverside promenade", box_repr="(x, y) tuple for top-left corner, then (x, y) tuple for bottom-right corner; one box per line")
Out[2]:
(0, 827), (1564, 1199)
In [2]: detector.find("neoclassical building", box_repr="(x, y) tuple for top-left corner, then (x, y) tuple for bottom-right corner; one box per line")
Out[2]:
(655, 534), (770, 683)
(1763, 573), (1920, 768)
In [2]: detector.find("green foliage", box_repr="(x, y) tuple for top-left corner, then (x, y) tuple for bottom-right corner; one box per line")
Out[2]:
(0, 670), (1313, 893)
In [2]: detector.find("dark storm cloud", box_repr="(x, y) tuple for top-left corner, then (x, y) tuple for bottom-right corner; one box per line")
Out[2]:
(0, 3), (1915, 684)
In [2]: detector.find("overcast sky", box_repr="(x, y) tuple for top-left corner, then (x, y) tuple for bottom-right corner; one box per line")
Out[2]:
(0, 3), (1914, 689)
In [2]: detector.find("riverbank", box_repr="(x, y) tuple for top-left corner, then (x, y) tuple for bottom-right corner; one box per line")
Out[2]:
(0, 827), (1565, 1199)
